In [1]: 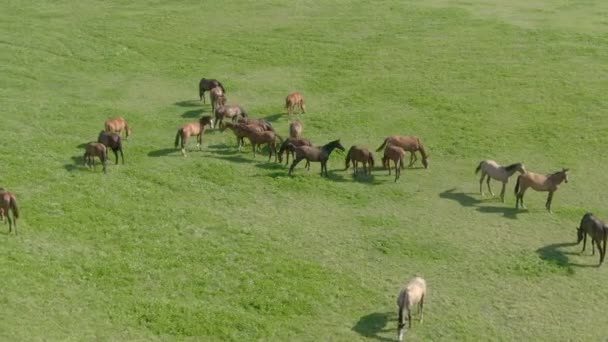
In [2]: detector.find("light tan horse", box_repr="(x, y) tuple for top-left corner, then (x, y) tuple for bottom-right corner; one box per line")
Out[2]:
(396, 277), (426, 341)
(514, 168), (569, 212)
(344, 146), (375, 176)
(214, 104), (247, 128)
(289, 120), (303, 138)
(376, 135), (429, 169)
(104, 117), (132, 139)
(174, 116), (214, 156)
(0, 188), (19, 235)
(475, 160), (527, 202)
(285, 92), (306, 116)
(210, 86), (226, 112)
(382, 145), (405, 182)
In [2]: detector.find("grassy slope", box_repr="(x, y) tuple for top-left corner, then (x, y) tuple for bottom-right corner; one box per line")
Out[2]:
(1, 0), (607, 340)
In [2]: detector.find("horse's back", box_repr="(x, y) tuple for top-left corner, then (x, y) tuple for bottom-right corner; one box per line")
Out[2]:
(389, 135), (419, 150)
(398, 277), (426, 307)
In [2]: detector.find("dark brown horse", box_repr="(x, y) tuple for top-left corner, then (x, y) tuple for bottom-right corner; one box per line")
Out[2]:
(278, 137), (312, 168)
(174, 115), (214, 157)
(382, 145), (405, 182)
(514, 168), (569, 212)
(104, 117), (132, 139)
(239, 125), (282, 161)
(214, 104), (247, 128)
(98, 131), (124, 164)
(84, 142), (108, 173)
(288, 139), (345, 177)
(199, 78), (225, 103)
(0, 188), (19, 235)
(285, 92), (306, 116)
(344, 146), (375, 176)
(576, 212), (607, 265)
(376, 135), (429, 169)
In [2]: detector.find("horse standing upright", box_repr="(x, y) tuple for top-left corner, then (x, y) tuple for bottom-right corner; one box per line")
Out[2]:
(382, 145), (405, 182)
(475, 160), (526, 202)
(376, 135), (429, 169)
(210, 86), (226, 112)
(104, 117), (132, 139)
(174, 115), (214, 157)
(0, 189), (19, 235)
(288, 139), (345, 177)
(199, 78), (225, 103)
(576, 212), (608, 265)
(514, 168), (569, 212)
(214, 104), (247, 128)
(98, 131), (124, 164)
(344, 146), (375, 176)
(289, 120), (303, 138)
(84, 142), (108, 173)
(278, 137), (312, 168)
(285, 92), (306, 116)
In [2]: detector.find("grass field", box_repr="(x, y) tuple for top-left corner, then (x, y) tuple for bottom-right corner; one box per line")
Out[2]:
(1, 0), (608, 340)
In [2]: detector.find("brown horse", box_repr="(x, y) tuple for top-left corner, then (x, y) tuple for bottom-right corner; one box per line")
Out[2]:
(239, 125), (282, 161)
(237, 117), (274, 132)
(288, 139), (345, 177)
(174, 115), (214, 157)
(285, 92), (306, 116)
(199, 78), (225, 103)
(104, 117), (132, 139)
(382, 145), (405, 182)
(214, 104), (247, 128)
(220, 122), (264, 151)
(514, 168), (569, 212)
(376, 135), (429, 169)
(98, 131), (124, 165)
(344, 146), (375, 176)
(278, 137), (312, 168)
(577, 212), (608, 265)
(289, 120), (303, 138)
(210, 86), (226, 112)
(84, 142), (108, 173)
(0, 188), (19, 235)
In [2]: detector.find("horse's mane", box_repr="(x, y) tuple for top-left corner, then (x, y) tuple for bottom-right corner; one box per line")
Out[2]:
(504, 163), (522, 172)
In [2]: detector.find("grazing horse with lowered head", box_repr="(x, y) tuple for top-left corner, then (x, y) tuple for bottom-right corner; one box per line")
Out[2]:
(344, 146), (375, 176)
(288, 139), (345, 177)
(84, 142), (108, 173)
(515, 168), (569, 212)
(278, 137), (312, 168)
(98, 131), (124, 165)
(577, 212), (608, 265)
(376, 135), (429, 169)
(104, 117), (132, 139)
(396, 277), (426, 341)
(239, 125), (283, 162)
(220, 122), (264, 151)
(382, 145), (405, 182)
(0, 188), (19, 235)
(289, 120), (303, 138)
(475, 160), (526, 202)
(210, 86), (226, 112)
(214, 104), (247, 128)
(174, 116), (214, 157)
(237, 117), (274, 132)
(285, 92), (306, 116)
(199, 78), (225, 103)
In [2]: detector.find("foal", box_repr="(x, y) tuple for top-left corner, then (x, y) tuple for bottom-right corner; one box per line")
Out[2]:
(382, 145), (405, 182)
(214, 104), (247, 128)
(104, 117), (132, 139)
(475, 160), (526, 202)
(577, 212), (607, 265)
(174, 115), (214, 157)
(376, 135), (429, 168)
(0, 189), (19, 235)
(514, 168), (569, 212)
(98, 131), (124, 164)
(289, 120), (303, 138)
(84, 142), (108, 173)
(210, 86), (226, 112)
(344, 146), (375, 176)
(288, 139), (345, 177)
(285, 92), (306, 116)
(396, 277), (426, 341)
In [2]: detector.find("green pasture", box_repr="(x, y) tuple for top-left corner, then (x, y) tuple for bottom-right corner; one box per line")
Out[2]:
(1, 0), (607, 340)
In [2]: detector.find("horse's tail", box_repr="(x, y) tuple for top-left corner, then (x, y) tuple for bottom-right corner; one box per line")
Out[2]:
(10, 196), (19, 219)
(376, 138), (389, 152)
(174, 128), (182, 148)
(285, 97), (289, 109)
(344, 146), (354, 170)
(475, 161), (484, 174)
(514, 175), (521, 195)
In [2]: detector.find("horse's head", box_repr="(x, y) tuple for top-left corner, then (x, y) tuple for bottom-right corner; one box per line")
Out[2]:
(562, 168), (569, 183)
(518, 163), (527, 174)
(422, 155), (430, 169)
(334, 139), (345, 152)
(200, 115), (214, 128)
(576, 226), (584, 243)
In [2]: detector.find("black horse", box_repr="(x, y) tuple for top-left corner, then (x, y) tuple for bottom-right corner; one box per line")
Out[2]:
(288, 139), (345, 177)
(98, 131), (124, 164)
(199, 78), (225, 103)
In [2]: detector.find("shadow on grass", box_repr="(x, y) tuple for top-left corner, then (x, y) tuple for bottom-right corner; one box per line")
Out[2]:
(263, 112), (284, 123)
(148, 148), (179, 157)
(439, 188), (481, 207)
(255, 162), (284, 171)
(476, 205), (520, 219)
(213, 155), (255, 164)
(64, 155), (87, 173)
(182, 109), (204, 118)
(174, 100), (201, 107)
(536, 242), (599, 269)
(352, 312), (393, 341)
(440, 188), (522, 219)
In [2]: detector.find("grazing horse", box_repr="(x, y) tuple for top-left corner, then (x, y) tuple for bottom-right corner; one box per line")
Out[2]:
(288, 139), (345, 177)
(239, 125), (282, 161)
(285, 92), (306, 116)
(220, 122), (264, 151)
(199, 78), (225, 103)
(84, 142), (108, 173)
(396, 277), (426, 341)
(382, 145), (405, 182)
(344, 146), (375, 176)
(376, 135), (429, 169)
(514, 168), (569, 212)
(475, 160), (527, 202)
(174, 116), (214, 157)
(278, 137), (312, 168)
(210, 86), (226, 112)
(104, 117), (132, 139)
(214, 104), (247, 128)
(237, 117), (274, 132)
(98, 131), (124, 165)
(0, 189), (19, 235)
(577, 212), (608, 265)
(289, 120), (303, 138)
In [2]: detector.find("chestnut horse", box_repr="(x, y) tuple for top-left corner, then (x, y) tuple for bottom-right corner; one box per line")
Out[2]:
(104, 117), (132, 139)
(220, 122), (264, 151)
(174, 116), (214, 157)
(210, 86), (226, 112)
(288, 139), (345, 177)
(199, 78), (225, 103)
(84, 142), (108, 173)
(344, 146), (375, 176)
(278, 137), (312, 168)
(514, 168), (569, 212)
(98, 131), (124, 165)
(289, 120), (303, 138)
(237, 117), (274, 132)
(577, 212), (608, 265)
(376, 135), (429, 169)
(214, 104), (247, 128)
(285, 92), (306, 116)
(475, 160), (526, 202)
(239, 125), (282, 161)
(382, 145), (405, 182)
(0, 188), (19, 235)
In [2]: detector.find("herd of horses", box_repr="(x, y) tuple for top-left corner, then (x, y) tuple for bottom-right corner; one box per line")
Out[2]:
(2, 76), (606, 341)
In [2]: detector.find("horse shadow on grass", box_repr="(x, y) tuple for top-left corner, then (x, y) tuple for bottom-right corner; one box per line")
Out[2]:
(174, 100), (201, 107)
(181, 109), (204, 118)
(148, 148), (179, 157)
(352, 312), (394, 341)
(536, 242), (599, 269)
(213, 155), (255, 164)
(263, 113), (284, 123)
(439, 188), (520, 219)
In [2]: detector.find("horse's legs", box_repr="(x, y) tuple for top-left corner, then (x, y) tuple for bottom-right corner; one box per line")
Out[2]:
(546, 191), (554, 212)
(408, 153), (415, 167)
(181, 135), (188, 157)
(320, 161), (326, 177)
(120, 147), (125, 165)
(252, 142), (257, 158)
(407, 308), (412, 328)
(581, 233), (587, 253)
(500, 182), (506, 202)
(288, 157), (303, 175)
(419, 294), (424, 323)
(479, 173), (485, 196)
(305, 159), (310, 170)
(486, 176), (494, 196)
(394, 160), (399, 182)
(112, 148), (119, 165)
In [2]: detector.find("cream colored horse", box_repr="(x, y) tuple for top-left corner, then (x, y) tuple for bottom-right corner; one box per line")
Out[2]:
(515, 168), (569, 212)
(396, 277), (426, 341)
(475, 160), (527, 202)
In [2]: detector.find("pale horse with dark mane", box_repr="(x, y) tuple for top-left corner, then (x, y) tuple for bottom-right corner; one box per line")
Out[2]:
(475, 160), (527, 202)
